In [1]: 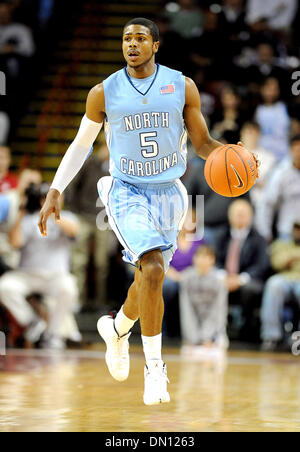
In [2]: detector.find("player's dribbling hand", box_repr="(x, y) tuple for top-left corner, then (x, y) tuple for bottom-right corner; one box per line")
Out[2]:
(38, 189), (61, 236)
(237, 141), (261, 178)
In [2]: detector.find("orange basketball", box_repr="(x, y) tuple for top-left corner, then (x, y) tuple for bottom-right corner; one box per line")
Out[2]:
(204, 144), (258, 197)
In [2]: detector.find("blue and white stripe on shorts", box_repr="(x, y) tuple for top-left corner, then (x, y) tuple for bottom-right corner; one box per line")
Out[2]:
(97, 176), (188, 272)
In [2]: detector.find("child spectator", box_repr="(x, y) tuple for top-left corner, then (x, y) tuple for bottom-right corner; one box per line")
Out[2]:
(179, 245), (228, 355)
(163, 208), (205, 337)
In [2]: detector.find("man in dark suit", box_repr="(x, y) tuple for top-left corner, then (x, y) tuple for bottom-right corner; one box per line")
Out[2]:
(215, 199), (269, 341)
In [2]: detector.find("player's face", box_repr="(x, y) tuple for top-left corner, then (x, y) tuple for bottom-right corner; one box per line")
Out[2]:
(122, 25), (159, 68)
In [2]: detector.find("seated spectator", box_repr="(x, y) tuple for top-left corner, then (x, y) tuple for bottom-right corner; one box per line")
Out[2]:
(0, 0), (35, 120)
(0, 168), (41, 269)
(218, 0), (248, 63)
(246, 0), (297, 33)
(254, 77), (291, 161)
(219, 0), (247, 38)
(164, 0), (204, 39)
(179, 245), (228, 354)
(189, 11), (225, 80)
(155, 15), (186, 73)
(240, 121), (276, 207)
(0, 188), (10, 276)
(246, 43), (289, 96)
(210, 84), (248, 144)
(0, 0), (35, 76)
(163, 208), (205, 337)
(256, 134), (300, 242)
(12, 0), (55, 32)
(0, 146), (18, 193)
(0, 181), (80, 349)
(261, 220), (300, 351)
(215, 199), (269, 341)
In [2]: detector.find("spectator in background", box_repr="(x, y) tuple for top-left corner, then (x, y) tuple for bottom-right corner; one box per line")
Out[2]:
(254, 77), (290, 162)
(189, 11), (224, 80)
(0, 182), (80, 349)
(0, 0), (35, 121)
(180, 245), (228, 355)
(0, 168), (41, 269)
(215, 199), (269, 340)
(65, 138), (115, 311)
(218, 0), (248, 73)
(163, 208), (205, 337)
(0, 146), (18, 192)
(0, 0), (35, 75)
(155, 16), (186, 73)
(246, 43), (289, 96)
(0, 111), (9, 144)
(261, 220), (300, 351)
(164, 0), (204, 39)
(256, 135), (300, 242)
(210, 84), (247, 144)
(12, 0), (56, 33)
(240, 121), (276, 208)
(0, 189), (10, 276)
(219, 0), (247, 38)
(246, 0), (297, 33)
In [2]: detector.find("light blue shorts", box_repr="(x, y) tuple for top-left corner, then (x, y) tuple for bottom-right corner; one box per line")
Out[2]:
(97, 176), (188, 271)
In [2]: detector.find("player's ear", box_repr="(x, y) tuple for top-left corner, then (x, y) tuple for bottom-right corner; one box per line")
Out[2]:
(153, 40), (159, 54)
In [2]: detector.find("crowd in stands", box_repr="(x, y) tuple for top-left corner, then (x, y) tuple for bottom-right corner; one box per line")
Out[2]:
(158, 0), (300, 352)
(0, 0), (300, 353)
(0, 0), (72, 141)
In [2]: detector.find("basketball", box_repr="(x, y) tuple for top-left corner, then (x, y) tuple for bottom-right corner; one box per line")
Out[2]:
(204, 144), (258, 197)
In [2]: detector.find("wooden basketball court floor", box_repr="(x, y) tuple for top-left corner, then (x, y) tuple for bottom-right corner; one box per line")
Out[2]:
(1, 345), (300, 432)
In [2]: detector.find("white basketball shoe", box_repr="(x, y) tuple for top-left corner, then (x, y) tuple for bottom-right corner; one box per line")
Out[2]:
(97, 313), (131, 382)
(143, 361), (170, 405)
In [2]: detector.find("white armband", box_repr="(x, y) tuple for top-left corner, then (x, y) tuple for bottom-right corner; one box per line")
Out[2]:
(51, 114), (103, 194)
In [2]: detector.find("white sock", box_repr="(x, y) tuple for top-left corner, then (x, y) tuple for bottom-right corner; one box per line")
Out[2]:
(142, 333), (162, 368)
(114, 305), (136, 336)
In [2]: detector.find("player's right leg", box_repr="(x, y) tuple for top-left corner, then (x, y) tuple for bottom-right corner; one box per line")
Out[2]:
(138, 249), (170, 406)
(97, 268), (140, 381)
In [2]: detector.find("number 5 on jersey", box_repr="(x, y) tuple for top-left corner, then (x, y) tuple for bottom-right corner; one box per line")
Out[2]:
(140, 132), (159, 158)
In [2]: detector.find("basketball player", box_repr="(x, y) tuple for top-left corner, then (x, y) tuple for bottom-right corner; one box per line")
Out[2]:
(38, 18), (255, 405)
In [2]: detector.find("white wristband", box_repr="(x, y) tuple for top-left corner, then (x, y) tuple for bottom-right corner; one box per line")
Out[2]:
(51, 114), (103, 194)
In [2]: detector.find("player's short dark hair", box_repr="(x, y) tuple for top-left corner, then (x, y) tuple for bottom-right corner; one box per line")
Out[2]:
(123, 18), (160, 42)
(291, 134), (300, 146)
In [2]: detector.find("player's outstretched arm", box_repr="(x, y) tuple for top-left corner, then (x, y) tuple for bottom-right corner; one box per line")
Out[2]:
(38, 83), (106, 236)
(183, 77), (223, 160)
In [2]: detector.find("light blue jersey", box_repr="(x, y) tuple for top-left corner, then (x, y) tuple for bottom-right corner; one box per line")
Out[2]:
(103, 64), (187, 185)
